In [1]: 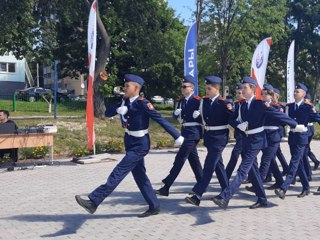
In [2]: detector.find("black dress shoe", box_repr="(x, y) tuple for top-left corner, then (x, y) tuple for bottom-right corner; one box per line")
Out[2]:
(308, 176), (312, 181)
(75, 195), (97, 214)
(291, 179), (296, 185)
(274, 188), (286, 200)
(249, 201), (268, 209)
(154, 186), (169, 196)
(185, 195), (200, 206)
(245, 186), (255, 193)
(137, 208), (160, 218)
(314, 161), (320, 171)
(212, 196), (229, 210)
(266, 184), (278, 190)
(318, 186), (320, 192)
(264, 176), (272, 183)
(297, 189), (310, 198)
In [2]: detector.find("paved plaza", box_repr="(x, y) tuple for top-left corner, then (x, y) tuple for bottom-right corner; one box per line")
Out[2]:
(1, 141), (320, 240)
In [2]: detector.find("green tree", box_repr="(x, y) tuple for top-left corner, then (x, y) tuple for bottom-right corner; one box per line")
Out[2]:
(287, 0), (320, 100)
(198, 0), (288, 97)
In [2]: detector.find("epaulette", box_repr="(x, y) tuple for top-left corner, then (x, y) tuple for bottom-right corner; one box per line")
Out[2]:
(239, 99), (246, 103)
(203, 96), (209, 99)
(219, 97), (226, 101)
(194, 95), (201, 100)
(272, 103), (279, 107)
(137, 97), (146, 101)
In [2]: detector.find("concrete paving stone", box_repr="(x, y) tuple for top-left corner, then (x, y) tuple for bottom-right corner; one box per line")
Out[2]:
(1, 141), (320, 239)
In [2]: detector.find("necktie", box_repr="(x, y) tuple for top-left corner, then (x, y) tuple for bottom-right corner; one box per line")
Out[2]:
(182, 99), (187, 108)
(295, 104), (298, 111)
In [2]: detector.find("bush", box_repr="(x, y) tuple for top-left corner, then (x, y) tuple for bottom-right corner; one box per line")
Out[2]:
(155, 138), (173, 149)
(105, 139), (124, 153)
(19, 147), (49, 160)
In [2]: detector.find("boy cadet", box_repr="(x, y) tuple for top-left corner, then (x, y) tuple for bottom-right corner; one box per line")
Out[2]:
(155, 76), (203, 196)
(75, 74), (184, 217)
(185, 75), (232, 206)
(212, 77), (298, 209)
(275, 83), (320, 199)
(225, 83), (245, 179)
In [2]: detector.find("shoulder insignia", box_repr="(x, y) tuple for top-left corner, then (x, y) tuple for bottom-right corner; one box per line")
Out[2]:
(137, 97), (146, 101)
(219, 97), (226, 101)
(239, 99), (246, 103)
(194, 95), (201, 100)
(147, 102), (154, 110)
(234, 100), (239, 103)
(203, 96), (209, 99)
(272, 103), (279, 107)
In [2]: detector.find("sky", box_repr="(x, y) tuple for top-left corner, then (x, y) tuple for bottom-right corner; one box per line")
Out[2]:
(167, 0), (196, 25)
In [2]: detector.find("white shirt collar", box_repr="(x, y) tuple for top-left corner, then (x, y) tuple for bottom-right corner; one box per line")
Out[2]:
(246, 96), (255, 104)
(211, 94), (220, 103)
(185, 92), (194, 101)
(129, 95), (139, 103)
(295, 99), (304, 107)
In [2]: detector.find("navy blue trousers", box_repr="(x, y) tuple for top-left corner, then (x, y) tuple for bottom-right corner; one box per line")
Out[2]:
(276, 146), (289, 174)
(259, 142), (280, 180)
(226, 138), (243, 179)
(192, 144), (228, 197)
(221, 148), (267, 204)
(162, 139), (203, 188)
(281, 144), (309, 191)
(89, 149), (159, 210)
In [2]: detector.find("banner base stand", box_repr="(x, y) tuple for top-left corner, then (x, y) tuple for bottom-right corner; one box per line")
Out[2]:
(71, 153), (114, 164)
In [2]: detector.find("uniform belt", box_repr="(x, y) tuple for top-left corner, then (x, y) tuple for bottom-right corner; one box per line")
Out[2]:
(204, 125), (228, 131)
(264, 126), (279, 130)
(245, 126), (264, 135)
(125, 129), (148, 137)
(308, 123), (314, 126)
(182, 122), (201, 127)
(290, 127), (308, 133)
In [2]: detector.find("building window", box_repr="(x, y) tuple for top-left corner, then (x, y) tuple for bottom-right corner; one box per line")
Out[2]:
(0, 62), (16, 73)
(8, 63), (15, 73)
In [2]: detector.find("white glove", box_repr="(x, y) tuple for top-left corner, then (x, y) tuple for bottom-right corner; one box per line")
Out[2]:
(293, 124), (306, 132)
(174, 108), (182, 115)
(193, 110), (201, 119)
(174, 136), (184, 146)
(116, 106), (128, 115)
(237, 121), (248, 132)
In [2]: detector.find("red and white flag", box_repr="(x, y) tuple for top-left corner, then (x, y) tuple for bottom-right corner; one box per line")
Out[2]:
(86, 0), (97, 151)
(286, 40), (295, 103)
(250, 37), (272, 100)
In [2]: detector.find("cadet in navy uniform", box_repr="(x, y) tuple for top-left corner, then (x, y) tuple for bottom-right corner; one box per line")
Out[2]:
(185, 76), (231, 206)
(304, 94), (320, 171)
(75, 74), (184, 217)
(225, 83), (245, 179)
(275, 83), (320, 199)
(212, 77), (298, 209)
(155, 76), (203, 196)
(273, 88), (289, 176)
(246, 84), (296, 192)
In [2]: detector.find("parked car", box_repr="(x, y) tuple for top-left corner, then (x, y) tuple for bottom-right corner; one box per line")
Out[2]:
(151, 95), (164, 104)
(164, 98), (174, 105)
(16, 87), (52, 102)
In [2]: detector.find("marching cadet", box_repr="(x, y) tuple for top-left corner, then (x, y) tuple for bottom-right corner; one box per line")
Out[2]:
(246, 84), (296, 193)
(185, 75), (232, 206)
(304, 94), (320, 171)
(225, 83), (246, 179)
(155, 76), (203, 196)
(212, 77), (298, 210)
(75, 74), (184, 218)
(272, 88), (290, 176)
(275, 83), (320, 199)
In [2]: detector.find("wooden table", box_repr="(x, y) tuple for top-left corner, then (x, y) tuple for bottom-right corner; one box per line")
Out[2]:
(0, 133), (54, 163)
